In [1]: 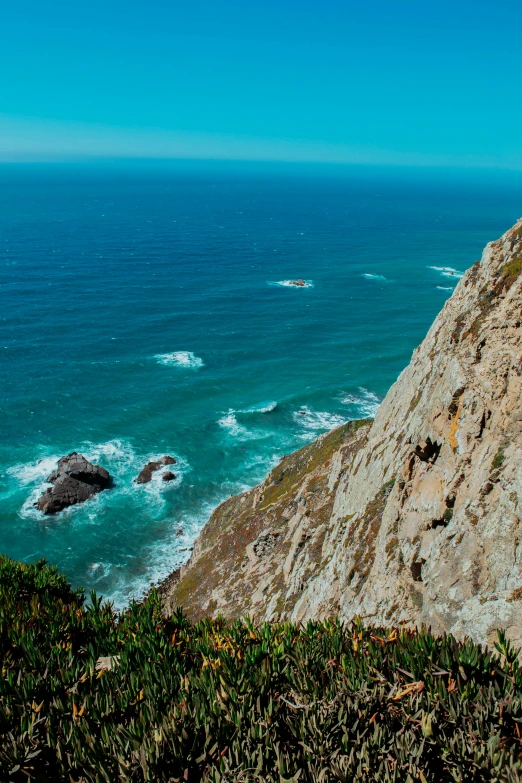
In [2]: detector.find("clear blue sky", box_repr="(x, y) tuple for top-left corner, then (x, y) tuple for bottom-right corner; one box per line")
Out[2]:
(1, 0), (522, 167)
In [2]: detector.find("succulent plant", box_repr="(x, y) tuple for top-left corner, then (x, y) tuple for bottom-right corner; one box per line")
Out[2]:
(0, 555), (521, 781)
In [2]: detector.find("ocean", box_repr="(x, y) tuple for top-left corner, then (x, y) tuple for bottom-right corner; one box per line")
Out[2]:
(1, 160), (521, 606)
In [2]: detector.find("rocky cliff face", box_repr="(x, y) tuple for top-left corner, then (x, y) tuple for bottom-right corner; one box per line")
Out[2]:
(163, 219), (522, 648)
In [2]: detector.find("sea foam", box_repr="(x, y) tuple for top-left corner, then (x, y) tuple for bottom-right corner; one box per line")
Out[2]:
(362, 273), (387, 281)
(239, 401), (278, 414)
(154, 351), (204, 369)
(217, 410), (263, 441)
(293, 406), (347, 437)
(340, 388), (381, 418)
(7, 455), (59, 486)
(428, 266), (463, 280)
(8, 439), (187, 521)
(269, 280), (314, 288)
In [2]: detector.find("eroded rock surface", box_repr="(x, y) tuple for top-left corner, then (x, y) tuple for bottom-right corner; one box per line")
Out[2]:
(37, 452), (112, 514)
(163, 219), (522, 648)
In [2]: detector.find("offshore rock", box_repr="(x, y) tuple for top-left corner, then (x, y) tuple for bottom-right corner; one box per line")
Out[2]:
(163, 218), (522, 649)
(37, 452), (111, 514)
(136, 456), (176, 484)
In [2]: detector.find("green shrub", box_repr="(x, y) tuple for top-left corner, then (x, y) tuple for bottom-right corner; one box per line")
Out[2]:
(492, 447), (505, 471)
(1, 554), (522, 782)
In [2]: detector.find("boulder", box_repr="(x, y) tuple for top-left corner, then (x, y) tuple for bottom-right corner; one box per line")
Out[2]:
(136, 456), (176, 484)
(136, 461), (161, 484)
(46, 452), (111, 488)
(37, 452), (112, 515)
(162, 471), (176, 482)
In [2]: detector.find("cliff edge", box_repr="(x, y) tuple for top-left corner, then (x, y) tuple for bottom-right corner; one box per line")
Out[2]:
(163, 219), (522, 648)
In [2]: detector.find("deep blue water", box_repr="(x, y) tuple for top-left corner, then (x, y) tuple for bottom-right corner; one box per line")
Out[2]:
(1, 161), (521, 605)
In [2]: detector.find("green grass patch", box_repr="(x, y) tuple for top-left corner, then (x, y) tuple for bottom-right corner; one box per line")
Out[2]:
(259, 419), (370, 511)
(2, 556), (522, 782)
(492, 447), (505, 471)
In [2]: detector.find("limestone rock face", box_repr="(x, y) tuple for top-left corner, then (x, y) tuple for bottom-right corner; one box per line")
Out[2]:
(37, 452), (112, 514)
(163, 219), (522, 648)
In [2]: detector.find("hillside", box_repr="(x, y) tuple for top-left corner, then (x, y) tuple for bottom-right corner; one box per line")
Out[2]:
(163, 219), (522, 649)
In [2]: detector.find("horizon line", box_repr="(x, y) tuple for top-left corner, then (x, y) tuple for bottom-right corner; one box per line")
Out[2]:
(1, 155), (522, 175)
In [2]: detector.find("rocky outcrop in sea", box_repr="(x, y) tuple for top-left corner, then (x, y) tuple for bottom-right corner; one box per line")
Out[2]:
(136, 456), (176, 484)
(37, 452), (112, 514)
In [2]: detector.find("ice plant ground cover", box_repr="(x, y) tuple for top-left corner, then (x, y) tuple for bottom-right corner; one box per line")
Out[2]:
(1, 555), (521, 782)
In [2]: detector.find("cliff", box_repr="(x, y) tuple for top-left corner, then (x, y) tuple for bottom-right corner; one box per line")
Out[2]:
(163, 219), (522, 648)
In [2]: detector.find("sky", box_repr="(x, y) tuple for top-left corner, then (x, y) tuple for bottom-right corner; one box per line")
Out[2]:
(1, 0), (522, 167)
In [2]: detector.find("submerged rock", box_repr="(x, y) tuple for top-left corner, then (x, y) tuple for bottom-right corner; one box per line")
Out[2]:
(136, 456), (176, 484)
(37, 452), (112, 514)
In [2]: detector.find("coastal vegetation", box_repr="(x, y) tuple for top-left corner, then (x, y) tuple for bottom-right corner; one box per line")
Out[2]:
(1, 556), (522, 782)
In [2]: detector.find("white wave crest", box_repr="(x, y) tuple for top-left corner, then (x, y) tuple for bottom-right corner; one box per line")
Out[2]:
(437, 286), (454, 291)
(7, 456), (58, 486)
(362, 273), (387, 281)
(217, 409), (272, 442)
(217, 410), (253, 440)
(340, 388), (381, 418)
(269, 280), (314, 288)
(84, 439), (136, 469)
(428, 265), (463, 279)
(239, 401), (278, 414)
(293, 406), (347, 436)
(155, 351), (204, 369)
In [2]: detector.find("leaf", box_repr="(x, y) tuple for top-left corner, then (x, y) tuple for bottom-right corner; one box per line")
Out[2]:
(392, 681), (425, 700)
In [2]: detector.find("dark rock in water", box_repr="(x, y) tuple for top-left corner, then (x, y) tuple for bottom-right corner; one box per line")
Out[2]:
(136, 461), (161, 484)
(288, 279), (307, 287)
(136, 456), (176, 484)
(38, 477), (98, 514)
(37, 452), (112, 515)
(46, 452), (111, 488)
(162, 471), (176, 482)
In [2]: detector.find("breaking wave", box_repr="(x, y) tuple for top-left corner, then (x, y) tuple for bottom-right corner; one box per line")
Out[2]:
(362, 273), (387, 281)
(154, 351), (204, 369)
(238, 401), (278, 414)
(428, 266), (463, 280)
(216, 410), (271, 442)
(293, 406), (347, 438)
(340, 388), (381, 418)
(269, 280), (314, 288)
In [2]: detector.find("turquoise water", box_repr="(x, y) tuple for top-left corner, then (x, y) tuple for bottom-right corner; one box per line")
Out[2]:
(1, 162), (521, 605)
